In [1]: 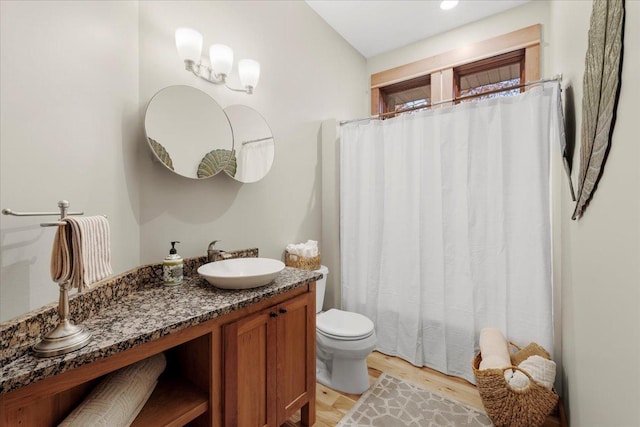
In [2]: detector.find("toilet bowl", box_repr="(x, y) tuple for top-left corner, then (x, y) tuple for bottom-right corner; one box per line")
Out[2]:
(314, 266), (377, 395)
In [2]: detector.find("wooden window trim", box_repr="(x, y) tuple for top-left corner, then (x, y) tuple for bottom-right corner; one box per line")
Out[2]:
(454, 49), (524, 76)
(381, 75), (431, 95)
(371, 24), (541, 115)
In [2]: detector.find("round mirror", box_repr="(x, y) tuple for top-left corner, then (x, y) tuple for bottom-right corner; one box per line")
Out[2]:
(224, 105), (274, 183)
(144, 85), (234, 179)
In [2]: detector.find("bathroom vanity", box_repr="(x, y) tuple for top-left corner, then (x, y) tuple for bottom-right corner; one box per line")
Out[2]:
(0, 252), (320, 427)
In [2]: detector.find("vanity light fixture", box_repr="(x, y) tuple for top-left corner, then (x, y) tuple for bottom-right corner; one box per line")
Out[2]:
(175, 27), (260, 94)
(440, 0), (459, 10)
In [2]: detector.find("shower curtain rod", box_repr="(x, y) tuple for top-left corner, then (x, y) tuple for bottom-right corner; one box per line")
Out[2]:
(339, 76), (562, 126)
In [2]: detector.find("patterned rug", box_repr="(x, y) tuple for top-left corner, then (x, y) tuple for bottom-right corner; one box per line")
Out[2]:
(336, 373), (493, 427)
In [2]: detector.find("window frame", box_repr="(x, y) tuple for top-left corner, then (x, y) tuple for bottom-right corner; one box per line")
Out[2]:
(371, 24), (541, 115)
(454, 49), (525, 103)
(379, 75), (431, 118)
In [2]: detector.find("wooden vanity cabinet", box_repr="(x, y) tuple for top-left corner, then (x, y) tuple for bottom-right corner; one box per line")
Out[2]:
(0, 324), (213, 427)
(224, 292), (316, 427)
(0, 284), (316, 427)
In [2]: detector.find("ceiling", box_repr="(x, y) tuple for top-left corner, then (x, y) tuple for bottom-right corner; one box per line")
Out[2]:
(305, 0), (531, 58)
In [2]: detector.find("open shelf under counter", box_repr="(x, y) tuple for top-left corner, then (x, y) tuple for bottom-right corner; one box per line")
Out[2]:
(131, 377), (208, 427)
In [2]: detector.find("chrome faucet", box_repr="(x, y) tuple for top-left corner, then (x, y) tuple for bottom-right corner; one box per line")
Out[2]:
(207, 240), (232, 262)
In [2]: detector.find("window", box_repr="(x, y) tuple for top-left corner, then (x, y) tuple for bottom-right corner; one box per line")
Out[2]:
(454, 50), (524, 103)
(381, 76), (431, 114)
(370, 25), (541, 116)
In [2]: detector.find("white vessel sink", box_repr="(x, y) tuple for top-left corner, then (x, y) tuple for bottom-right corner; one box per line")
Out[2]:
(197, 258), (285, 289)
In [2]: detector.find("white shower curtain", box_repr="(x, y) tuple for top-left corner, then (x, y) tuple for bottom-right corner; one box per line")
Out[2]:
(340, 85), (560, 383)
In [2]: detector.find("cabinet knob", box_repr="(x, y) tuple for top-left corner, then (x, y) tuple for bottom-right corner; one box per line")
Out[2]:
(279, 308), (288, 314)
(269, 312), (278, 318)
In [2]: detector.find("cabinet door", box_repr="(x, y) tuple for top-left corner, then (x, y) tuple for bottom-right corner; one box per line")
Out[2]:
(276, 292), (316, 426)
(224, 308), (277, 427)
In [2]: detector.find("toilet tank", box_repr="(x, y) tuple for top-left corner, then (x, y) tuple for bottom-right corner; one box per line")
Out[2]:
(314, 265), (329, 313)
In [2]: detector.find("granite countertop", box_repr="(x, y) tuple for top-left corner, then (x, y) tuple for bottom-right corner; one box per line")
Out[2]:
(0, 261), (321, 395)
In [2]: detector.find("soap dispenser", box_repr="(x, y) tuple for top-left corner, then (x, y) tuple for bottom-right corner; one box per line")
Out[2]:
(163, 241), (183, 286)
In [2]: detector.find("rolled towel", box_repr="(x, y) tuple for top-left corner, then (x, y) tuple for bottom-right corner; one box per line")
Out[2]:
(122, 381), (157, 426)
(479, 328), (511, 370)
(285, 243), (302, 255)
(51, 216), (112, 291)
(304, 240), (318, 257)
(286, 240), (319, 257)
(505, 369), (530, 390)
(506, 355), (556, 390)
(59, 353), (166, 427)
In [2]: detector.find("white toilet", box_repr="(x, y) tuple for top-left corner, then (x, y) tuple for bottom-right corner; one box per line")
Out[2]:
(314, 265), (377, 395)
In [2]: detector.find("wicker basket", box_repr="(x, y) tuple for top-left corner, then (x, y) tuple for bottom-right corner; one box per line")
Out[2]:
(284, 251), (320, 270)
(510, 342), (551, 366)
(472, 342), (559, 427)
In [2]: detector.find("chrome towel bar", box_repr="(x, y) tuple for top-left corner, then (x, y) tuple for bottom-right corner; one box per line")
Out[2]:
(1, 200), (107, 227)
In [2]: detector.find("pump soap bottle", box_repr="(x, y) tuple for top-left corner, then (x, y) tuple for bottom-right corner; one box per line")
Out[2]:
(163, 241), (183, 286)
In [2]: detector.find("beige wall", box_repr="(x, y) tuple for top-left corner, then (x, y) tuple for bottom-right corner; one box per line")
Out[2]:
(550, 1), (640, 425)
(137, 0), (366, 266)
(0, 1), (141, 321)
(321, 119), (340, 310)
(0, 0), (366, 322)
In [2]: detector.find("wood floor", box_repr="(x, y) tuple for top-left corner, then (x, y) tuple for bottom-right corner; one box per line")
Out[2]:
(284, 351), (564, 427)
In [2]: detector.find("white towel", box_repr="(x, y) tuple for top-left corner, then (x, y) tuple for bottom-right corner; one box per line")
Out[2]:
(51, 216), (112, 291)
(286, 240), (319, 257)
(505, 355), (556, 390)
(58, 353), (166, 427)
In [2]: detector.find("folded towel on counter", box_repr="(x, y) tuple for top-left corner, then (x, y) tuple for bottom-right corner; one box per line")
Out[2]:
(51, 216), (112, 291)
(505, 355), (557, 391)
(286, 240), (319, 258)
(58, 353), (166, 427)
(479, 328), (511, 370)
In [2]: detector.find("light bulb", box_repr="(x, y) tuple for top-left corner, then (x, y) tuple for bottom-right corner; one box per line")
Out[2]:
(175, 28), (203, 62)
(440, 1), (459, 11)
(239, 59), (260, 90)
(209, 44), (234, 77)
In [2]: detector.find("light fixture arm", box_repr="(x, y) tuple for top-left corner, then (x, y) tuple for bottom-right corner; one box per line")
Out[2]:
(184, 60), (226, 85)
(226, 84), (253, 94)
(184, 60), (253, 94)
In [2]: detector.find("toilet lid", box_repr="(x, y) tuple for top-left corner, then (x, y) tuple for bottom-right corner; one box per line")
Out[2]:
(317, 309), (374, 339)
